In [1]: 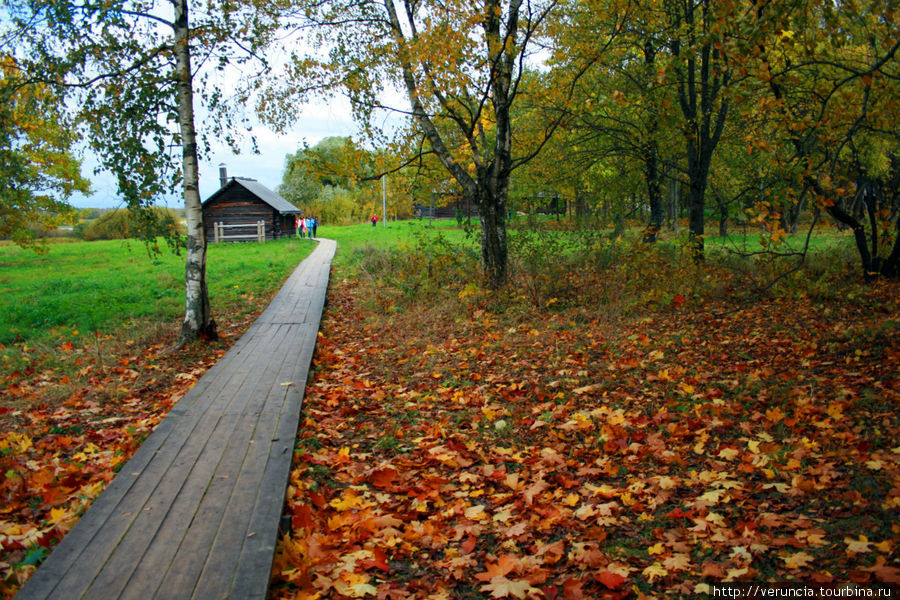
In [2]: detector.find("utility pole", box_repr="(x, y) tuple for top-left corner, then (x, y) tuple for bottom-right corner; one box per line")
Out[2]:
(382, 174), (387, 227)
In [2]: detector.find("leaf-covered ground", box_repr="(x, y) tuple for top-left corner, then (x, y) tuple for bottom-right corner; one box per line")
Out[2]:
(0, 313), (261, 597)
(269, 278), (900, 599)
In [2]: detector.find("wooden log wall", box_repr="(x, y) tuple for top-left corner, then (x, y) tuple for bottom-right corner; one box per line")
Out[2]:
(203, 189), (290, 242)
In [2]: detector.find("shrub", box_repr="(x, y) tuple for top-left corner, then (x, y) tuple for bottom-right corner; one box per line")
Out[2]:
(82, 207), (185, 241)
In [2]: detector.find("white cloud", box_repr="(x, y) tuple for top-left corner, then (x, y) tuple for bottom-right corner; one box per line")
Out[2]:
(69, 97), (358, 209)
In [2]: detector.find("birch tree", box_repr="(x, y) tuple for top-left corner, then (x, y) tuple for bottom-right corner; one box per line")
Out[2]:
(8, 0), (274, 344)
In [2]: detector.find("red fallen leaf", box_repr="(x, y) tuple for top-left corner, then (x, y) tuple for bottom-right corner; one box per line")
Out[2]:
(461, 534), (477, 554)
(359, 546), (390, 572)
(701, 561), (726, 579)
(308, 491), (327, 509)
(672, 294), (686, 309)
(38, 485), (69, 509)
(876, 567), (900, 585)
(577, 549), (606, 568)
(369, 466), (398, 489)
(538, 540), (566, 564)
(596, 571), (626, 590)
(523, 479), (548, 505)
(291, 503), (316, 530)
(562, 576), (585, 599)
(60, 341), (75, 352)
(475, 554), (518, 582)
(863, 558), (900, 585)
(664, 507), (694, 519)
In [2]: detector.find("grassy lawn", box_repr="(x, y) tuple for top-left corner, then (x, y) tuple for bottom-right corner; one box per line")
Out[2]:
(324, 218), (474, 267)
(0, 237), (313, 374)
(0, 235), (315, 595)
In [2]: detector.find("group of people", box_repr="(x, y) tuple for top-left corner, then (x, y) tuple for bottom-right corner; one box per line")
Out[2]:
(296, 216), (319, 239)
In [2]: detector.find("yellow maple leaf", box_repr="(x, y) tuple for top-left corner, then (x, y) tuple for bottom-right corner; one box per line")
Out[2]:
(480, 576), (539, 599)
(648, 542), (666, 555)
(492, 507), (515, 523)
(827, 403), (844, 419)
(664, 553), (692, 571)
(642, 562), (668, 582)
(46, 507), (70, 526)
(329, 489), (364, 511)
(657, 476), (677, 490)
(699, 489), (727, 504)
(783, 551), (815, 569)
(718, 448), (740, 461)
(465, 505), (487, 521)
(845, 535), (873, 553)
(765, 407), (785, 423)
(561, 493), (580, 507)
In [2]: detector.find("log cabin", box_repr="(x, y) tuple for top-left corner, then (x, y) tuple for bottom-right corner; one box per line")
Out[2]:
(202, 166), (302, 242)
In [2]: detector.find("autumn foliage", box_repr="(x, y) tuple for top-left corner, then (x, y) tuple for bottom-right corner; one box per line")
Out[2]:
(0, 314), (261, 596)
(269, 270), (899, 598)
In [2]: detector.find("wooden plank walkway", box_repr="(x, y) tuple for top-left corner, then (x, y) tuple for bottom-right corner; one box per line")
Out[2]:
(16, 238), (336, 600)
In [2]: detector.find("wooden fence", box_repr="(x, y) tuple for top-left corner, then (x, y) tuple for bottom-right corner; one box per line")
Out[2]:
(212, 221), (265, 243)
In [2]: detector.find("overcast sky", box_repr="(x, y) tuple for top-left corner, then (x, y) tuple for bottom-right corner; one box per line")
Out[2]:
(69, 95), (359, 209)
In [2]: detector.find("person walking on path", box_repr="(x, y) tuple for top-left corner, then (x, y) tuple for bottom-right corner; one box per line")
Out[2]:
(301, 217), (308, 238)
(370, 214), (377, 227)
(311, 216), (318, 238)
(295, 216), (301, 238)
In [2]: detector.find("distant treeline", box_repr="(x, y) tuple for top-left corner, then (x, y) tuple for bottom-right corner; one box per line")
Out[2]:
(1, 207), (186, 242)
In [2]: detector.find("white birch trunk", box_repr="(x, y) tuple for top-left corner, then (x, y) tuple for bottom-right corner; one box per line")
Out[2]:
(174, 0), (216, 346)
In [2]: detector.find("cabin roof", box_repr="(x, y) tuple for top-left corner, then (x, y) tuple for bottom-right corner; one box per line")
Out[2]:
(203, 177), (302, 215)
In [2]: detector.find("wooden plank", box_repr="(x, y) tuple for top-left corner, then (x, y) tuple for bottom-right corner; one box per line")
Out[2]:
(89, 325), (294, 599)
(84, 412), (244, 599)
(143, 323), (306, 598)
(189, 408), (283, 599)
(227, 398), (307, 600)
(16, 240), (335, 600)
(15, 324), (267, 599)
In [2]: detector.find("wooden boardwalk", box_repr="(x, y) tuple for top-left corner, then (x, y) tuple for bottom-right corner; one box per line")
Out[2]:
(16, 239), (336, 600)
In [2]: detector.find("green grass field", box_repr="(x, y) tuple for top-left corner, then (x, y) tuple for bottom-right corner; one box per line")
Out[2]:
(0, 237), (314, 356)
(323, 218), (473, 267)
(0, 217), (861, 373)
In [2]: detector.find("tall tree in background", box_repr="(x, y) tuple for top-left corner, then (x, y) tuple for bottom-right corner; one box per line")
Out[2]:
(737, 0), (900, 278)
(8, 0), (274, 344)
(266, 0), (565, 289)
(665, 0), (731, 260)
(548, 0), (672, 240)
(0, 56), (91, 248)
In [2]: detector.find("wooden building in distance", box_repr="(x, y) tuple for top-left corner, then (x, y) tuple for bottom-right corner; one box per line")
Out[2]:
(202, 166), (302, 242)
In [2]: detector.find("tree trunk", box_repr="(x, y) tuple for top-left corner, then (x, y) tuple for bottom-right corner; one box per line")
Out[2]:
(688, 169), (706, 260)
(669, 0), (729, 262)
(668, 176), (679, 233)
(478, 187), (508, 290)
(643, 142), (663, 243)
(174, 0), (216, 346)
(713, 186), (728, 237)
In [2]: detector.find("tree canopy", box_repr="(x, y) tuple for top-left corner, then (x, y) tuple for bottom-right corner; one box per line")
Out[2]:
(0, 56), (90, 249)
